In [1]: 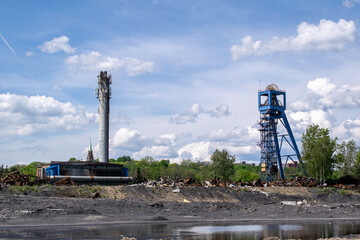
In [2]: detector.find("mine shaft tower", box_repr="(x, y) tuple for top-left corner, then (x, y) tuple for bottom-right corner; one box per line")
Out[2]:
(258, 84), (305, 181)
(96, 71), (112, 163)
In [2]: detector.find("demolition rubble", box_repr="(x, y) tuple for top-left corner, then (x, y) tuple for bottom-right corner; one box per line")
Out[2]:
(129, 175), (360, 192)
(1, 169), (360, 192)
(0, 170), (48, 186)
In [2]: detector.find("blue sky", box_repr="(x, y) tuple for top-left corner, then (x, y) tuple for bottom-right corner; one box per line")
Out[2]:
(1, 0), (360, 166)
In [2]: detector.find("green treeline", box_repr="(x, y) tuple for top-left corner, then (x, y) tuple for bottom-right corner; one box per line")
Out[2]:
(2, 124), (360, 183)
(0, 157), (261, 182)
(114, 157), (260, 182)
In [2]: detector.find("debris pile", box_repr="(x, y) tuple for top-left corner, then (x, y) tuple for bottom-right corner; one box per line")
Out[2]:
(331, 175), (360, 185)
(1, 170), (30, 186)
(0, 170), (50, 186)
(291, 176), (318, 187)
(131, 175), (360, 192)
(54, 177), (75, 186)
(264, 176), (318, 187)
(327, 175), (360, 190)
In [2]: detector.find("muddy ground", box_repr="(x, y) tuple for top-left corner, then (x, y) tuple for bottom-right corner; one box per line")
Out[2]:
(0, 185), (360, 226)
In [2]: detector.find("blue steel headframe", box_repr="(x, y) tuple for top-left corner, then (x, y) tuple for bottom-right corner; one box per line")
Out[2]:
(258, 88), (303, 181)
(258, 90), (286, 112)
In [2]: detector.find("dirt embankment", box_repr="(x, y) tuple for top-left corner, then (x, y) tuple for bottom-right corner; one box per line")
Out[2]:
(0, 185), (360, 226)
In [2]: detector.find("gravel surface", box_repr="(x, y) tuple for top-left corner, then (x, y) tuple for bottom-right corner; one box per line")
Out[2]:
(0, 185), (360, 226)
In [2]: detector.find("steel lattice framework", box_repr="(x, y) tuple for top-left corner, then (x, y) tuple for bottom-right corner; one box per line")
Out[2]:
(258, 84), (305, 181)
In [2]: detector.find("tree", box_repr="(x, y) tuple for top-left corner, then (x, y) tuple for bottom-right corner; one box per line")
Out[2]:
(141, 156), (154, 163)
(116, 156), (132, 163)
(336, 140), (358, 176)
(234, 165), (260, 182)
(210, 149), (235, 181)
(20, 162), (44, 177)
(159, 159), (170, 168)
(301, 124), (337, 183)
(353, 151), (360, 178)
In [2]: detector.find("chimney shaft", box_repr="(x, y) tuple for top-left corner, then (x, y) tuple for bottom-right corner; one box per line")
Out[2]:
(96, 71), (112, 163)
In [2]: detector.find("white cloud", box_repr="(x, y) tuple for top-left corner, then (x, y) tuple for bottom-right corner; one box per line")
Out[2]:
(39, 36), (76, 54)
(178, 141), (211, 161)
(108, 124), (259, 162)
(169, 103), (231, 124)
(110, 128), (177, 158)
(332, 118), (360, 142)
(111, 128), (149, 152)
(290, 78), (360, 111)
(0, 93), (96, 137)
(231, 19), (356, 60)
(176, 126), (259, 162)
(133, 145), (174, 159)
(208, 126), (258, 144)
(25, 51), (34, 57)
(177, 140), (258, 163)
(343, 0), (360, 8)
(156, 134), (178, 145)
(289, 109), (334, 130)
(286, 78), (360, 143)
(307, 78), (336, 96)
(53, 85), (62, 91)
(65, 51), (155, 76)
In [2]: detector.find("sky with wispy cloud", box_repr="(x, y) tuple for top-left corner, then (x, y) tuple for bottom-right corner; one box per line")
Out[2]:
(1, 0), (360, 166)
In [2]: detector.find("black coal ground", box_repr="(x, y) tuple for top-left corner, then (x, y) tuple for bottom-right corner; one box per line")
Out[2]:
(0, 186), (360, 226)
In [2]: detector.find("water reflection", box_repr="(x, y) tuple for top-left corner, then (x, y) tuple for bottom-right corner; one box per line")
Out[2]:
(0, 220), (360, 239)
(179, 221), (360, 240)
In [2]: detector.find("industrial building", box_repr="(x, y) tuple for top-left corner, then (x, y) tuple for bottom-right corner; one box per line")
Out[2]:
(37, 161), (131, 184)
(36, 71), (133, 184)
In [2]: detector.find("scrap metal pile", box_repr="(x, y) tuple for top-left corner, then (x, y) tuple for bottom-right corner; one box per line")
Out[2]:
(134, 175), (360, 191)
(1, 170), (30, 186)
(1, 170), (360, 191)
(0, 170), (48, 186)
(133, 176), (319, 188)
(54, 177), (75, 186)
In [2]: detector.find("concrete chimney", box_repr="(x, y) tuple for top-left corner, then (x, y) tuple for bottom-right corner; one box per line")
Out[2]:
(95, 71), (112, 163)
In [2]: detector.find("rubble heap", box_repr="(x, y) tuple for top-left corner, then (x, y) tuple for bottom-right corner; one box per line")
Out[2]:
(1, 170), (30, 186)
(1, 170), (49, 186)
(54, 177), (75, 186)
(130, 175), (360, 192)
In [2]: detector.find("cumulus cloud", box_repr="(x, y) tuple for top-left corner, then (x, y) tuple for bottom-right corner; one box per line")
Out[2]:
(290, 78), (360, 111)
(65, 51), (155, 76)
(289, 109), (334, 130)
(176, 126), (259, 162)
(39, 36), (76, 54)
(108, 125), (258, 162)
(110, 128), (178, 159)
(286, 78), (360, 143)
(333, 118), (360, 141)
(343, 0), (360, 8)
(169, 103), (231, 124)
(178, 141), (211, 161)
(133, 145), (174, 159)
(0, 93), (96, 137)
(177, 140), (258, 163)
(208, 126), (258, 144)
(231, 19), (356, 60)
(111, 128), (149, 152)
